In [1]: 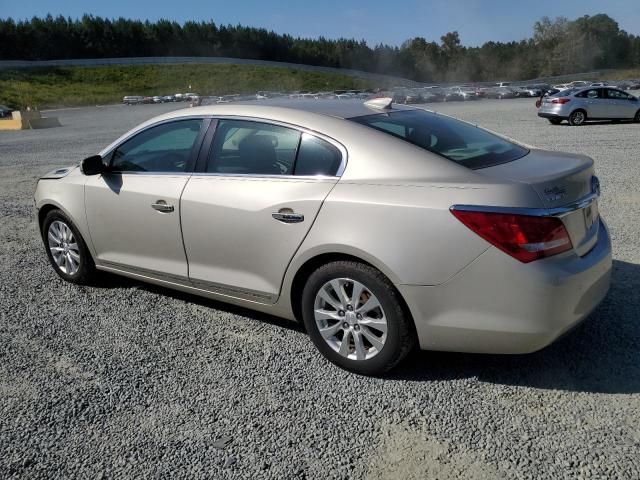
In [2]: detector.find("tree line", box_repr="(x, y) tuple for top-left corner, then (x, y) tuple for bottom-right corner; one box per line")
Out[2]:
(0, 14), (638, 82)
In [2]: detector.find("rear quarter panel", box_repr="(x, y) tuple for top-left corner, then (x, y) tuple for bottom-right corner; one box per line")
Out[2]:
(291, 182), (491, 286)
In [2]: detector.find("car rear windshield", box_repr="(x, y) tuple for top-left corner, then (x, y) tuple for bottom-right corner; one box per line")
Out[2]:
(554, 88), (579, 97)
(350, 109), (529, 169)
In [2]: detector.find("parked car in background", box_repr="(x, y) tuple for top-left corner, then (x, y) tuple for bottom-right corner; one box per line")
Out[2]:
(392, 89), (424, 104)
(162, 95), (176, 103)
(473, 87), (486, 98)
(0, 104), (12, 117)
(485, 87), (517, 99)
(152, 96), (163, 104)
(614, 81), (633, 90)
(495, 82), (511, 88)
(421, 88), (446, 103)
(518, 86), (543, 97)
(449, 86), (479, 100)
(553, 84), (571, 91)
(35, 97), (611, 375)
(123, 96), (144, 105)
(538, 87), (640, 125)
(443, 89), (464, 101)
(568, 81), (590, 88)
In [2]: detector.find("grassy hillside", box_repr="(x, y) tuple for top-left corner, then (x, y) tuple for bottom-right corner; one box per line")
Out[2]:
(0, 63), (377, 109)
(603, 68), (640, 80)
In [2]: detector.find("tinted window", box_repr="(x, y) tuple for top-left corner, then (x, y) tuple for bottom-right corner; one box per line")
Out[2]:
(295, 133), (342, 176)
(207, 120), (301, 175)
(111, 119), (202, 172)
(606, 89), (631, 100)
(576, 89), (600, 99)
(351, 109), (528, 169)
(554, 88), (579, 97)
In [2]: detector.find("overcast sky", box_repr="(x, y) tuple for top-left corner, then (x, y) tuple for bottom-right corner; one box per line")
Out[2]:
(2, 0), (639, 46)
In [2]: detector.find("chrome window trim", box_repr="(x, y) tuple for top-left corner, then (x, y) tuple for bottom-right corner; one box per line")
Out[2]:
(101, 171), (194, 176)
(189, 172), (339, 181)
(451, 191), (599, 218)
(204, 115), (348, 177)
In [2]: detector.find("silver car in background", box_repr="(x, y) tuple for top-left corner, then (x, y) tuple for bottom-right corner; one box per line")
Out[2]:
(449, 86), (478, 100)
(538, 86), (640, 125)
(35, 98), (612, 375)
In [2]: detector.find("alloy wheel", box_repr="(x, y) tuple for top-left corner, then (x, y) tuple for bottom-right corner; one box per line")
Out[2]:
(47, 220), (81, 275)
(571, 111), (586, 125)
(313, 278), (388, 361)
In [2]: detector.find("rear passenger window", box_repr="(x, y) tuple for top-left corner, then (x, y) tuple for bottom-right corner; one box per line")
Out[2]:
(294, 134), (343, 176)
(576, 89), (599, 99)
(207, 120), (301, 175)
(606, 89), (630, 100)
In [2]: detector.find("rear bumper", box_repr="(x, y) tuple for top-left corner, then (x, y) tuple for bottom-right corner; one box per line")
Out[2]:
(538, 112), (567, 120)
(399, 219), (612, 354)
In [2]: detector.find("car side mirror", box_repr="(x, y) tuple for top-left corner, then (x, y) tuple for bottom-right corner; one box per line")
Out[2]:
(81, 155), (106, 175)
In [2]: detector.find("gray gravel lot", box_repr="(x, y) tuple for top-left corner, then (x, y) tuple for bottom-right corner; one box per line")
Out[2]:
(1, 99), (639, 479)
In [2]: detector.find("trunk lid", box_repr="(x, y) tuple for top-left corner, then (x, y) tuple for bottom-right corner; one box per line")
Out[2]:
(478, 149), (599, 256)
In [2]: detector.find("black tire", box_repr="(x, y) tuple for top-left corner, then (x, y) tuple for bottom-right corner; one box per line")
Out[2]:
(634, 110), (640, 123)
(548, 118), (562, 125)
(41, 209), (98, 285)
(301, 261), (417, 376)
(569, 109), (587, 126)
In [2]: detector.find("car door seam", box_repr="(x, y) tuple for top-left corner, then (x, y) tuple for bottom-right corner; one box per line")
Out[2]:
(275, 179), (342, 302)
(178, 174), (194, 279)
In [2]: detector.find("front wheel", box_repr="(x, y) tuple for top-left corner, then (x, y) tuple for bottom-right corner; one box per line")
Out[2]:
(301, 261), (416, 375)
(569, 110), (587, 126)
(634, 110), (640, 123)
(42, 209), (98, 284)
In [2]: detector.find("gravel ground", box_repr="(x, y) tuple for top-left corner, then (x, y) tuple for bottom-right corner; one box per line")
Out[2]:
(1, 99), (639, 479)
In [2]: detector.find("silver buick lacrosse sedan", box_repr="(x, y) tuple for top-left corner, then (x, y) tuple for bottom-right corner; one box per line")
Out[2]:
(35, 98), (612, 375)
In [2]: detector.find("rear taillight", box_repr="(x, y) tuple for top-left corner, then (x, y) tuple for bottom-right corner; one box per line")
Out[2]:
(551, 98), (571, 104)
(451, 209), (572, 263)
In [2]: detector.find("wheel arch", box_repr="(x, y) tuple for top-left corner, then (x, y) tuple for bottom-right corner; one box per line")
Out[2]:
(37, 201), (97, 261)
(38, 203), (63, 232)
(287, 250), (413, 327)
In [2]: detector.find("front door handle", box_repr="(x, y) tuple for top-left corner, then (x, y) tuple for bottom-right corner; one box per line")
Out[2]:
(151, 201), (174, 213)
(272, 212), (304, 223)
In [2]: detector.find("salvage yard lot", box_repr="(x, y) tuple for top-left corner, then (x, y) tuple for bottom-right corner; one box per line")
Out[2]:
(1, 99), (639, 479)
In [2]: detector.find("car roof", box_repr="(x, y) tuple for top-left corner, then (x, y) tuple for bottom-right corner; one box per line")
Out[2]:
(179, 98), (413, 120)
(225, 98), (416, 119)
(100, 99), (418, 157)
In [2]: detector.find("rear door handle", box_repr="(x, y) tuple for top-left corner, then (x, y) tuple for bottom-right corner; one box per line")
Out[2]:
(151, 201), (174, 213)
(272, 212), (304, 223)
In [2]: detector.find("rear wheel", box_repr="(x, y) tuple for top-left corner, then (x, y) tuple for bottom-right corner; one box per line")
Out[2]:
(569, 110), (587, 126)
(548, 118), (562, 125)
(301, 261), (416, 375)
(42, 209), (98, 284)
